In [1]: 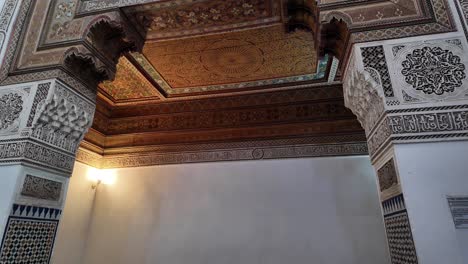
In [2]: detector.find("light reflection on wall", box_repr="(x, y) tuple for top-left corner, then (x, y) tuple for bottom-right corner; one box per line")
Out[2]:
(87, 168), (117, 187)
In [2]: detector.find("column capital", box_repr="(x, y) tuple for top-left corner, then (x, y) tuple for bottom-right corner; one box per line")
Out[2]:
(0, 79), (94, 176)
(343, 36), (468, 162)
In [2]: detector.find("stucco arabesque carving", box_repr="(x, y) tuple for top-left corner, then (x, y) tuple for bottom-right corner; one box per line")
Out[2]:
(31, 81), (95, 153)
(343, 67), (385, 135)
(343, 39), (468, 161)
(0, 86), (30, 134)
(401, 47), (466, 96)
(0, 81), (93, 174)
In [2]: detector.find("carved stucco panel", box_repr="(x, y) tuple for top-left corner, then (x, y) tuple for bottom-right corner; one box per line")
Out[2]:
(0, 86), (31, 135)
(390, 38), (468, 104)
(343, 47), (386, 134)
(14, 167), (69, 208)
(30, 80), (95, 153)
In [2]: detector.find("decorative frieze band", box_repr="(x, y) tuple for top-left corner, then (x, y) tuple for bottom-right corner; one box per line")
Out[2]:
(382, 194), (406, 216)
(77, 142), (368, 169)
(0, 139), (75, 174)
(388, 111), (468, 134)
(9, 203), (62, 220)
(367, 106), (468, 159)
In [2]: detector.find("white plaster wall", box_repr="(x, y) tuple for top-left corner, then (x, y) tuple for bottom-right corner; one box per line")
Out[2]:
(80, 156), (390, 264)
(51, 162), (97, 264)
(0, 165), (22, 241)
(395, 141), (468, 264)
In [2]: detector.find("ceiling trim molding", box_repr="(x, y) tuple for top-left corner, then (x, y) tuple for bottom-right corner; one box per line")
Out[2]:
(76, 140), (368, 169)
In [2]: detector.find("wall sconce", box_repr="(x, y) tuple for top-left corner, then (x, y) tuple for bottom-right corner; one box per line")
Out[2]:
(88, 168), (117, 189)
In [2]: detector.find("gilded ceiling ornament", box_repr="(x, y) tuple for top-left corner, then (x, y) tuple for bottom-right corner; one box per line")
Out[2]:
(100, 57), (159, 101)
(200, 39), (264, 78)
(401, 47), (466, 95)
(142, 25), (317, 89)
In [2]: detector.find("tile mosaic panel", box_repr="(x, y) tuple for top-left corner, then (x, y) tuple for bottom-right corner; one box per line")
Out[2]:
(361, 46), (394, 98)
(447, 196), (468, 229)
(0, 204), (61, 264)
(382, 195), (419, 264)
(0, 218), (58, 264)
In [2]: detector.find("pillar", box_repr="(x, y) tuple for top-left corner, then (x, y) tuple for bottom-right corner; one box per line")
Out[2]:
(343, 31), (468, 263)
(0, 79), (95, 263)
(0, 0), (141, 262)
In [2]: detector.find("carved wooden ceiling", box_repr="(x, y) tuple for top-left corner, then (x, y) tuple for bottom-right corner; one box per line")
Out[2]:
(98, 0), (321, 101)
(123, 0), (283, 41)
(142, 25), (317, 89)
(76, 0), (456, 167)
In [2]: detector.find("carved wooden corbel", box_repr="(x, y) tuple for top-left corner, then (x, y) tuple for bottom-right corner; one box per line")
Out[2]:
(286, 0), (320, 39)
(85, 18), (139, 67)
(62, 48), (110, 89)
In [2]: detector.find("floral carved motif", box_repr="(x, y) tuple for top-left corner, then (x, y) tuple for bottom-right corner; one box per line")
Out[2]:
(377, 159), (398, 192)
(21, 175), (62, 201)
(401, 47), (466, 95)
(0, 93), (23, 130)
(49, 0), (82, 41)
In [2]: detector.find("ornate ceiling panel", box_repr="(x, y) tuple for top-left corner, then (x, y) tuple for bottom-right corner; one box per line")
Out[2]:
(321, 0), (425, 27)
(99, 56), (161, 101)
(86, 84), (365, 155)
(0, 0), (459, 168)
(97, 23), (325, 99)
(142, 25), (318, 89)
(123, 0), (282, 40)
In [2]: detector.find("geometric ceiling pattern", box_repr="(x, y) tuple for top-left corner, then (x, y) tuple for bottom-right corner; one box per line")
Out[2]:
(99, 23), (324, 101)
(96, 0), (324, 101)
(99, 57), (161, 102)
(80, 0), (456, 167)
(96, 0), (450, 102)
(142, 25), (318, 89)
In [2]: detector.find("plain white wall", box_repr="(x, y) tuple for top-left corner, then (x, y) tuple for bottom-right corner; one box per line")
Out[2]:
(78, 156), (389, 264)
(395, 141), (468, 264)
(51, 162), (97, 264)
(0, 165), (21, 241)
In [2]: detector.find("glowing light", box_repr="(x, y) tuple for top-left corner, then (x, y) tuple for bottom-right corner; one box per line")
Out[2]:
(88, 168), (117, 187)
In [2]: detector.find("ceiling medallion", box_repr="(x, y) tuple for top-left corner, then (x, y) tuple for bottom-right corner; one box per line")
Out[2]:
(200, 39), (264, 78)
